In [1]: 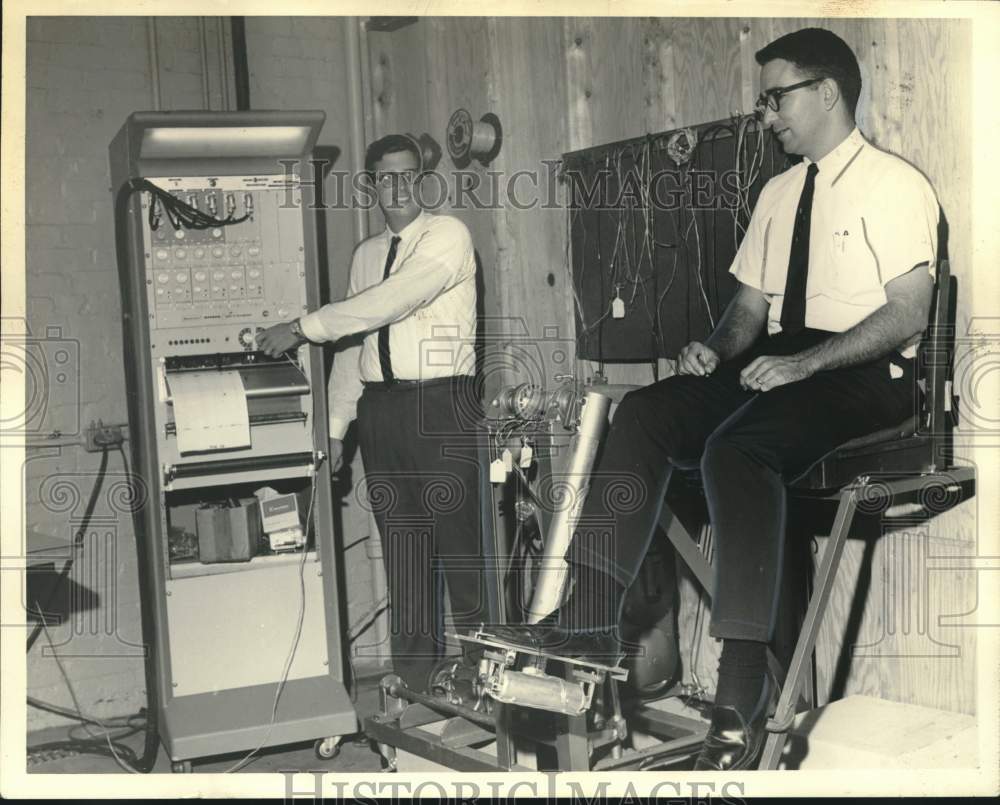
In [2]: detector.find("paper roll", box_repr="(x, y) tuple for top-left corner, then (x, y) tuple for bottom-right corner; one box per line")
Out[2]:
(169, 370), (251, 454)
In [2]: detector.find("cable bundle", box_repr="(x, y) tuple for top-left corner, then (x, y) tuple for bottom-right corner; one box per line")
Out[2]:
(128, 177), (250, 231)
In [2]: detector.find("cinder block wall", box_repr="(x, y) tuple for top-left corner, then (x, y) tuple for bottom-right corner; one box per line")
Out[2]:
(23, 16), (383, 734)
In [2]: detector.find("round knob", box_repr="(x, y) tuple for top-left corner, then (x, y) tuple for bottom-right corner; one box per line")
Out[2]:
(193, 247), (206, 259)
(174, 230), (185, 240)
(230, 270), (242, 280)
(248, 246), (261, 257)
(156, 272), (170, 284)
(212, 228), (223, 238)
(247, 268), (261, 279)
(194, 271), (207, 281)
(175, 272), (188, 283)
(155, 249), (170, 261)
(238, 327), (254, 347)
(212, 270), (226, 280)
(175, 248), (187, 260)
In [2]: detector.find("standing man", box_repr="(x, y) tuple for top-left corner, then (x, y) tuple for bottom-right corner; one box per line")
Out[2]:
(496, 28), (939, 771)
(258, 134), (483, 693)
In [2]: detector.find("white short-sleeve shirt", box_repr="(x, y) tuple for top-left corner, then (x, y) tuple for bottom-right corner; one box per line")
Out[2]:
(730, 128), (939, 357)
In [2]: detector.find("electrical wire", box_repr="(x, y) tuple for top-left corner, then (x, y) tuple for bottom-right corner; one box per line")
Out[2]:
(129, 177), (249, 231)
(568, 119), (772, 363)
(221, 471), (316, 773)
(32, 612), (142, 773)
(27, 447), (109, 652)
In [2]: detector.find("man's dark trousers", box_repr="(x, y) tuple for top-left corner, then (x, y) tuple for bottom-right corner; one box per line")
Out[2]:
(357, 376), (484, 691)
(569, 329), (916, 642)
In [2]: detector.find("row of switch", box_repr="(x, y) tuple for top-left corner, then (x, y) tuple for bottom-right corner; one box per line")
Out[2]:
(153, 267), (264, 305)
(152, 226), (226, 242)
(152, 243), (263, 265)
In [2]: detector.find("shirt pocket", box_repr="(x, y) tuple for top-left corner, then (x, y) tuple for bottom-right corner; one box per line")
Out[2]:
(818, 215), (885, 304)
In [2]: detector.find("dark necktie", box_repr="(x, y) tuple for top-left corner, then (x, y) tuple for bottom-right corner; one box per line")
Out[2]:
(780, 162), (819, 335)
(377, 236), (402, 382)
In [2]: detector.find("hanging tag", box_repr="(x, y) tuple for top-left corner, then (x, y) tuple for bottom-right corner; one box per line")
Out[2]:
(490, 459), (507, 484)
(502, 448), (514, 472)
(520, 442), (533, 468)
(612, 287), (625, 319)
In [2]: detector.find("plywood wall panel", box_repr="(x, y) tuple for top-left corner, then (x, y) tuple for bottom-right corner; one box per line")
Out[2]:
(813, 527), (978, 715)
(487, 17), (574, 393)
(670, 18), (745, 125)
(369, 23), (430, 144)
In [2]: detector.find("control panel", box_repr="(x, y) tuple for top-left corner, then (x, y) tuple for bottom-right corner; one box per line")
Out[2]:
(142, 176), (307, 356)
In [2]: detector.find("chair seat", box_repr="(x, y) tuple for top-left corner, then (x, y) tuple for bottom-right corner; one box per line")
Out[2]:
(826, 415), (918, 452)
(791, 415), (934, 491)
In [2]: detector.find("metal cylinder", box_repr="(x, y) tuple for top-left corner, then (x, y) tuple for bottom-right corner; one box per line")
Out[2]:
(526, 390), (612, 622)
(489, 667), (588, 716)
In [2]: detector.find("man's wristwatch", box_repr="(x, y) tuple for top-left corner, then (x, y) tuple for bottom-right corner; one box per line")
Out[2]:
(289, 318), (307, 345)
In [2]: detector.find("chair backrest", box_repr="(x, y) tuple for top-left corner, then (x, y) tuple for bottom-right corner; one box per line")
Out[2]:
(790, 258), (957, 490)
(917, 258), (956, 466)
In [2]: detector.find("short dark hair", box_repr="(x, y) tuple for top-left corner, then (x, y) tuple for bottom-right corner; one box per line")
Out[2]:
(364, 134), (421, 175)
(755, 28), (862, 118)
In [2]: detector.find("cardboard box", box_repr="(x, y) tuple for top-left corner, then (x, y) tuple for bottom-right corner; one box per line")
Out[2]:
(257, 491), (300, 533)
(196, 498), (262, 563)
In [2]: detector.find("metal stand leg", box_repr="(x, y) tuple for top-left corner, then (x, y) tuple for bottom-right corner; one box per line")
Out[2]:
(760, 486), (859, 770)
(662, 509), (786, 694)
(554, 713), (591, 770)
(493, 703), (516, 770)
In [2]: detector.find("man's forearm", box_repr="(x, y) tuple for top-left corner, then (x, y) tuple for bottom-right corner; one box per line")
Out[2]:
(706, 292), (767, 362)
(798, 299), (921, 373)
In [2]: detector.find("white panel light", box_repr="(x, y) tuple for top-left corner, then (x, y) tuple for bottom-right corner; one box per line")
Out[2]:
(141, 126), (312, 159)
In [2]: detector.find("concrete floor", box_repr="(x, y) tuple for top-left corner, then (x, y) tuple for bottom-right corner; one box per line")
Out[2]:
(27, 672), (385, 775)
(26, 676), (979, 775)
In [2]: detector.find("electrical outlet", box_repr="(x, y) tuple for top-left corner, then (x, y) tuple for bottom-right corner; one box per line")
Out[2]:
(84, 420), (125, 452)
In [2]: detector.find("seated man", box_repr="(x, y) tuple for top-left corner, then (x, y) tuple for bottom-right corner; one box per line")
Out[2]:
(496, 28), (938, 771)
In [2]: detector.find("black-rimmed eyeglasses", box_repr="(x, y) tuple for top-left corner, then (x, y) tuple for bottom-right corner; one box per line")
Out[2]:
(755, 77), (824, 115)
(374, 170), (418, 187)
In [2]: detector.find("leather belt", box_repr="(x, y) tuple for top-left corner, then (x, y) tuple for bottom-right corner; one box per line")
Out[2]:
(362, 375), (474, 391)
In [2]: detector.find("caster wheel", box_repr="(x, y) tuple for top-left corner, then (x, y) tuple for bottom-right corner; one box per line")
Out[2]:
(171, 760), (193, 773)
(314, 736), (341, 760)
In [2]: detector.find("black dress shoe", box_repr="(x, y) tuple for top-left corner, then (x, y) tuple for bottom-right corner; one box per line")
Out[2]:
(483, 622), (622, 666)
(693, 676), (773, 771)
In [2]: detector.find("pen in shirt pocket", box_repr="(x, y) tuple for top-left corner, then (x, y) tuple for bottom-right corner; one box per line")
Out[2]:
(833, 230), (849, 253)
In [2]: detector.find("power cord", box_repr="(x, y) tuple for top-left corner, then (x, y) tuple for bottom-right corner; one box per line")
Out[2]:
(26, 447), (109, 651)
(26, 442), (159, 772)
(28, 613), (144, 772)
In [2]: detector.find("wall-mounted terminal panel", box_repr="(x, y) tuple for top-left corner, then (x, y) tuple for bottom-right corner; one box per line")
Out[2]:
(109, 111), (355, 766)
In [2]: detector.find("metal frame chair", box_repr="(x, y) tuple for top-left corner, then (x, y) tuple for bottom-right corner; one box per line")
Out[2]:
(660, 258), (976, 769)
